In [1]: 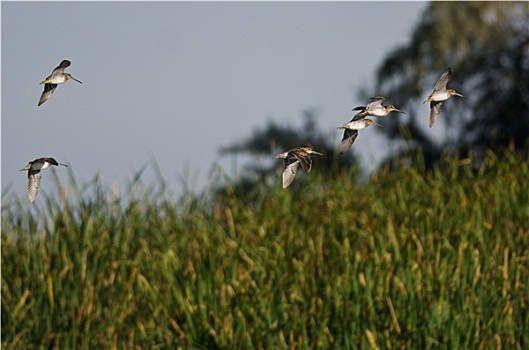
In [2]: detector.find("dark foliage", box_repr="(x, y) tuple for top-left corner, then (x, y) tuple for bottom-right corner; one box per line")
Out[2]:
(373, 2), (529, 167)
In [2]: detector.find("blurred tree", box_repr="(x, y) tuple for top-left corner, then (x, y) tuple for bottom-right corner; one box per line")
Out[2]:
(372, 2), (529, 166)
(219, 108), (359, 190)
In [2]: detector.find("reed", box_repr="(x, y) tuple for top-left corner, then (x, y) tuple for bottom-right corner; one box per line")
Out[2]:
(2, 149), (528, 349)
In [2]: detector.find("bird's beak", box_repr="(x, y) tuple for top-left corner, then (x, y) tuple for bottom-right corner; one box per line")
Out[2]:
(39, 80), (46, 85)
(71, 76), (83, 84)
(455, 92), (467, 99)
(373, 121), (384, 128)
(19, 164), (30, 171)
(397, 109), (406, 114)
(423, 98), (429, 104)
(59, 163), (68, 167)
(312, 151), (323, 156)
(336, 124), (347, 130)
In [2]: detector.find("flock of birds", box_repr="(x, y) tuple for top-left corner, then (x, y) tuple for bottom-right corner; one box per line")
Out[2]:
(274, 67), (466, 188)
(20, 61), (466, 201)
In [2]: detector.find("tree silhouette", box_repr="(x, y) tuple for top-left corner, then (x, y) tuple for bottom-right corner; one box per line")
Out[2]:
(220, 3), (528, 184)
(371, 2), (529, 166)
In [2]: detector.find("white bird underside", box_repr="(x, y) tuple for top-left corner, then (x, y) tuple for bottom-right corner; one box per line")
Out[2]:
(353, 106), (389, 120)
(341, 120), (369, 130)
(368, 107), (391, 117)
(46, 75), (68, 84)
(428, 90), (451, 102)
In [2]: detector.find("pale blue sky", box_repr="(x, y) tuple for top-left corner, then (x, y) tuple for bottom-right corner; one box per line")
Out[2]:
(2, 1), (427, 201)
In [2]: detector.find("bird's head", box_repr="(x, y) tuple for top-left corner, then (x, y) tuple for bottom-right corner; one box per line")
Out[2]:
(387, 105), (406, 114)
(448, 89), (466, 99)
(19, 163), (31, 171)
(365, 119), (383, 128)
(66, 73), (82, 84)
(305, 147), (323, 156)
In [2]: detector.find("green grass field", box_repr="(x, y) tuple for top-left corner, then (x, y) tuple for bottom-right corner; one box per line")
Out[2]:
(2, 150), (528, 349)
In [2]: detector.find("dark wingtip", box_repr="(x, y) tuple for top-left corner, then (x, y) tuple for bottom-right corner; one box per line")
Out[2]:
(59, 60), (72, 67)
(352, 106), (366, 111)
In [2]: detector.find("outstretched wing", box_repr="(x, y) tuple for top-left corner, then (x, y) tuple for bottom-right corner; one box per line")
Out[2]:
(27, 170), (42, 202)
(292, 153), (313, 173)
(52, 60), (71, 74)
(282, 158), (300, 188)
(429, 101), (443, 128)
(42, 157), (59, 166)
(366, 96), (385, 107)
(433, 67), (452, 92)
(352, 111), (367, 121)
(339, 129), (359, 154)
(38, 83), (57, 106)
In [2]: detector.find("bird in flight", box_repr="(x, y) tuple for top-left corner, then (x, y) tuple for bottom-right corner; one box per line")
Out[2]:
(38, 60), (82, 106)
(337, 118), (382, 155)
(352, 96), (405, 121)
(424, 67), (466, 128)
(20, 157), (68, 202)
(274, 147), (322, 188)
